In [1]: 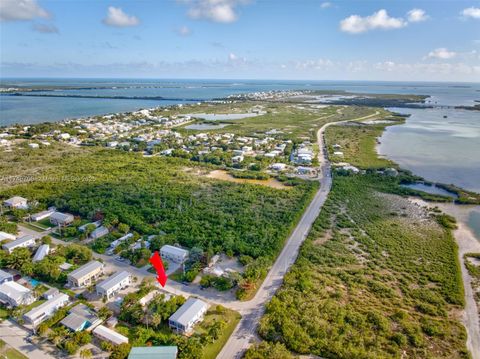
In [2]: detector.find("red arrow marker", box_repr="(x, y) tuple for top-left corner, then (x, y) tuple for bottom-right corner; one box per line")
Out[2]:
(149, 251), (168, 287)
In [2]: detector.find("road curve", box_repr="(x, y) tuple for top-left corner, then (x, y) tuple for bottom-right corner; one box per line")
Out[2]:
(216, 119), (340, 359)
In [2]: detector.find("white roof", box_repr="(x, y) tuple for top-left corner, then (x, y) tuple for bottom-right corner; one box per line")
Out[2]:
(4, 196), (27, 205)
(33, 244), (49, 262)
(0, 269), (12, 281)
(161, 245), (188, 258)
(24, 293), (69, 321)
(93, 325), (128, 345)
(50, 212), (74, 222)
(68, 261), (103, 280)
(169, 298), (208, 327)
(0, 281), (30, 303)
(96, 271), (131, 292)
(2, 235), (35, 251)
(0, 231), (16, 241)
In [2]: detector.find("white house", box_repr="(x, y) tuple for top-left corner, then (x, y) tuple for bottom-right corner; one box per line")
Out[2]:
(93, 325), (128, 345)
(28, 143), (39, 149)
(2, 235), (36, 254)
(96, 271), (132, 300)
(160, 245), (189, 263)
(67, 261), (104, 288)
(90, 226), (109, 240)
(0, 281), (34, 307)
(50, 212), (75, 226)
(23, 293), (69, 327)
(0, 231), (16, 241)
(33, 244), (50, 262)
(0, 269), (13, 284)
(31, 208), (56, 222)
(3, 196), (28, 209)
(168, 298), (208, 335)
(270, 163), (287, 171)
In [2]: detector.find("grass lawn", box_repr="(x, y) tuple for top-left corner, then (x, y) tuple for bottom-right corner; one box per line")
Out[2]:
(0, 339), (28, 359)
(0, 307), (9, 320)
(199, 307), (242, 359)
(20, 222), (47, 233)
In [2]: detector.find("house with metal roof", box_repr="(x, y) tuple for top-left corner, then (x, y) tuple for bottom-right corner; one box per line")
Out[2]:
(33, 244), (49, 262)
(93, 325), (128, 345)
(23, 293), (69, 327)
(49, 212), (74, 227)
(31, 208), (56, 222)
(67, 260), (104, 288)
(160, 245), (189, 263)
(128, 346), (178, 359)
(3, 196), (28, 209)
(0, 269), (13, 285)
(2, 235), (36, 254)
(60, 303), (100, 332)
(96, 271), (132, 300)
(0, 281), (34, 307)
(0, 231), (16, 241)
(168, 297), (208, 335)
(42, 288), (59, 300)
(90, 226), (109, 240)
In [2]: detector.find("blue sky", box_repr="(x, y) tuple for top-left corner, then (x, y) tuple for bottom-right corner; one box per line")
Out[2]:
(1, 0), (479, 81)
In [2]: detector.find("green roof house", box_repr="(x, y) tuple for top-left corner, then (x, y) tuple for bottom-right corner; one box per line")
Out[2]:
(128, 346), (178, 359)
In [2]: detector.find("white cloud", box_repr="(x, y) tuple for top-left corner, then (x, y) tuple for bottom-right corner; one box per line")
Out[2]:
(407, 8), (428, 22)
(0, 0), (49, 21)
(176, 25), (191, 36)
(320, 2), (332, 9)
(32, 23), (58, 33)
(295, 59), (335, 70)
(427, 48), (456, 59)
(340, 9), (407, 34)
(462, 7), (480, 19)
(102, 6), (139, 27)
(179, 0), (250, 23)
(228, 53), (238, 61)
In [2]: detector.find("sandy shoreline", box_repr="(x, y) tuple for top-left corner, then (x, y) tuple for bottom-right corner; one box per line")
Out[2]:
(410, 198), (480, 359)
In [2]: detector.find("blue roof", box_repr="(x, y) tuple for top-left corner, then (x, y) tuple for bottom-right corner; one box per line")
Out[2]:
(128, 346), (178, 359)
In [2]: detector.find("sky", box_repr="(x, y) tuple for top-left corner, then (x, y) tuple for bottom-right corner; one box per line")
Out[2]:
(0, 0), (479, 81)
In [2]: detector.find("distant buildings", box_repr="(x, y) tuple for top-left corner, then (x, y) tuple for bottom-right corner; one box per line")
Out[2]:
(67, 261), (104, 288)
(2, 235), (36, 254)
(0, 281), (34, 307)
(33, 244), (50, 262)
(93, 325), (129, 346)
(128, 346), (178, 359)
(168, 298), (208, 335)
(160, 245), (189, 263)
(96, 271), (132, 300)
(50, 212), (75, 227)
(23, 293), (69, 327)
(3, 196), (28, 210)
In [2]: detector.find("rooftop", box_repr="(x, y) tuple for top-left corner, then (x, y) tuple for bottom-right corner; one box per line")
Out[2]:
(161, 245), (188, 257)
(128, 346), (178, 359)
(68, 261), (103, 281)
(169, 298), (208, 327)
(2, 235), (35, 250)
(24, 293), (69, 321)
(93, 325), (128, 345)
(96, 271), (131, 292)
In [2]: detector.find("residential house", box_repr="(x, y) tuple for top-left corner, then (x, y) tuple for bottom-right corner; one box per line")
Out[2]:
(33, 244), (49, 262)
(60, 303), (100, 332)
(67, 261), (104, 288)
(23, 293), (69, 327)
(3, 196), (28, 209)
(2, 235), (36, 254)
(90, 226), (109, 240)
(0, 231), (16, 241)
(128, 346), (178, 359)
(31, 208), (56, 222)
(78, 221), (101, 232)
(0, 269), (13, 284)
(168, 298), (208, 334)
(49, 212), (74, 227)
(93, 325), (128, 345)
(0, 281), (34, 307)
(96, 271), (132, 300)
(42, 288), (60, 300)
(160, 245), (189, 263)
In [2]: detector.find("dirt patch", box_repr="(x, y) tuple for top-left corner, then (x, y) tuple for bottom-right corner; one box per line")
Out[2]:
(205, 170), (290, 190)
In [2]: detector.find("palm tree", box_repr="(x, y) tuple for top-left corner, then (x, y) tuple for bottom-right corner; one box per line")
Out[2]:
(80, 348), (92, 359)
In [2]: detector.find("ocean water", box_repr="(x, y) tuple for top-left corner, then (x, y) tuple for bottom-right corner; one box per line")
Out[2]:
(1, 79), (478, 125)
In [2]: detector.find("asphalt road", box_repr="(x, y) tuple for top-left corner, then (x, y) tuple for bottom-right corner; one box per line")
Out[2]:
(216, 119), (337, 358)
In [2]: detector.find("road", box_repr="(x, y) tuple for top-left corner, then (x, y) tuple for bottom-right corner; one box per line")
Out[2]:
(0, 320), (57, 359)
